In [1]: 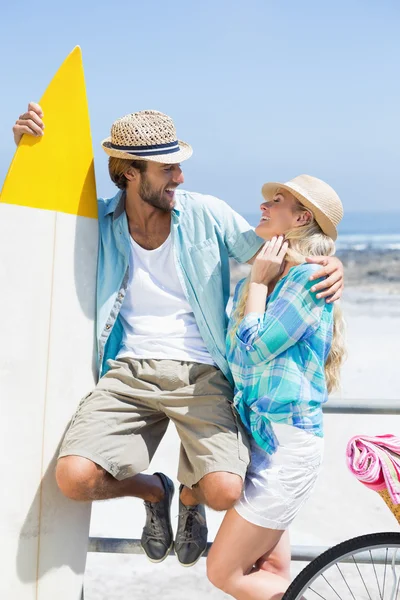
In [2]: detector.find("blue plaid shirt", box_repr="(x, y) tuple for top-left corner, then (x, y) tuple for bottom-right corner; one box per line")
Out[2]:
(226, 263), (334, 454)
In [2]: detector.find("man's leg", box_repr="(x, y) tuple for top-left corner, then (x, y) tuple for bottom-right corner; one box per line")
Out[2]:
(56, 456), (165, 502)
(180, 470), (243, 511)
(173, 471), (244, 568)
(164, 362), (250, 566)
(56, 457), (175, 563)
(56, 358), (175, 562)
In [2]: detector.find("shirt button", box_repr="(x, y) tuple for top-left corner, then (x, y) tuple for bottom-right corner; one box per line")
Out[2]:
(246, 345), (251, 351)
(105, 324), (111, 330)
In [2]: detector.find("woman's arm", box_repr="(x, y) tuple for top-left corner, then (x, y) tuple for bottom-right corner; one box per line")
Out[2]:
(236, 264), (329, 366)
(244, 236), (288, 316)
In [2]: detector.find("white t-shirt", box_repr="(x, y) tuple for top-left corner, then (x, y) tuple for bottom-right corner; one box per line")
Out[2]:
(117, 234), (215, 365)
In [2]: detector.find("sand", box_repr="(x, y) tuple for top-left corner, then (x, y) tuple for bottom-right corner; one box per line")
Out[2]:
(84, 291), (400, 599)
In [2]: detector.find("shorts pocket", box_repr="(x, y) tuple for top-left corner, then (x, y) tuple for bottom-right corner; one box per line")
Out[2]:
(230, 405), (251, 463)
(68, 392), (92, 428)
(277, 454), (321, 499)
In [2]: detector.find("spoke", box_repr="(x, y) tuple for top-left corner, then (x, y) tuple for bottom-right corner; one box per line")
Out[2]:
(290, 541), (400, 600)
(352, 555), (374, 600)
(383, 548), (389, 600)
(321, 573), (344, 600)
(336, 561), (357, 600)
(308, 585), (329, 600)
(370, 549), (384, 600)
(395, 572), (400, 599)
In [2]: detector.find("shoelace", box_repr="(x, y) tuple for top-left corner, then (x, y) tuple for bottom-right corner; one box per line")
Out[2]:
(144, 503), (167, 540)
(178, 507), (206, 542)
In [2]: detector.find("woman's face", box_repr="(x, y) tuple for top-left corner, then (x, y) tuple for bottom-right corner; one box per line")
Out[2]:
(255, 189), (308, 239)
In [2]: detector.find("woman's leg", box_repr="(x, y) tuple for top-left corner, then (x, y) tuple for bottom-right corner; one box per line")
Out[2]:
(253, 530), (291, 580)
(207, 508), (291, 600)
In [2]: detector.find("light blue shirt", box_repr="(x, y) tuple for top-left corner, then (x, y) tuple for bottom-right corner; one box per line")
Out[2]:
(96, 189), (263, 383)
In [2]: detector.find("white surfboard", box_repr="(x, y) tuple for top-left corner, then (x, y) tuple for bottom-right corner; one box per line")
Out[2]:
(0, 47), (97, 599)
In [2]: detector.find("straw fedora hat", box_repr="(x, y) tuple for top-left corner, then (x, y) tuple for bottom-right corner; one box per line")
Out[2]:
(102, 110), (193, 163)
(261, 174), (343, 240)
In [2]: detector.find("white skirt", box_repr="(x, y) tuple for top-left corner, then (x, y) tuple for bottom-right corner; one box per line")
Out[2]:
(235, 422), (324, 530)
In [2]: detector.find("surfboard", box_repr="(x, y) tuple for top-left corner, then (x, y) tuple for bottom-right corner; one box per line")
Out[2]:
(0, 46), (97, 600)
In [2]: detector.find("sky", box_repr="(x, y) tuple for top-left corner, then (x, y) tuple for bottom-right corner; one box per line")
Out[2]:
(1, 0), (399, 216)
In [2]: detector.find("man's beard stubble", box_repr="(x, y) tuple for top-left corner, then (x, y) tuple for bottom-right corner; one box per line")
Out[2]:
(139, 173), (173, 213)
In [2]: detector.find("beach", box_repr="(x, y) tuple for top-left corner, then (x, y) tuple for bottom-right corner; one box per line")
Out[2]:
(1, 1), (399, 597)
(85, 250), (400, 599)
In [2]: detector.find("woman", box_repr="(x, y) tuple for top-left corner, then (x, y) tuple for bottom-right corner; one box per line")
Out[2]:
(207, 174), (346, 600)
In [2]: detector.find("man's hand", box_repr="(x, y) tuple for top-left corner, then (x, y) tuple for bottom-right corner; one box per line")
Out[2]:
(306, 255), (344, 303)
(13, 102), (44, 145)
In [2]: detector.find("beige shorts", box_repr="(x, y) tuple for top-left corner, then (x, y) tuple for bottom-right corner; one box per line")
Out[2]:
(59, 358), (250, 487)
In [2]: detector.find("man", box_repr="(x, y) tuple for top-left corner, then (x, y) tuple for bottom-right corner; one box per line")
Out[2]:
(13, 104), (344, 567)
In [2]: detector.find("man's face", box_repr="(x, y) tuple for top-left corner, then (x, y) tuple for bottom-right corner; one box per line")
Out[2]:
(137, 162), (184, 212)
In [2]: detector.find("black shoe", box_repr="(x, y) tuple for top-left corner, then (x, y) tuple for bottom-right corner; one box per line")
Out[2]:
(141, 473), (175, 563)
(175, 485), (208, 567)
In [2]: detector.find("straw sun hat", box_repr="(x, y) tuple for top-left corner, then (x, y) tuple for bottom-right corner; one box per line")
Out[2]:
(261, 174), (344, 240)
(102, 110), (193, 163)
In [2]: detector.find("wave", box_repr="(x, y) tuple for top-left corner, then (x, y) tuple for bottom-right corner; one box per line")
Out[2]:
(241, 213), (400, 252)
(336, 234), (400, 252)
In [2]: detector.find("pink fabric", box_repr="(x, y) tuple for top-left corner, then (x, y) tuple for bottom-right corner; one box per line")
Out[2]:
(346, 434), (400, 505)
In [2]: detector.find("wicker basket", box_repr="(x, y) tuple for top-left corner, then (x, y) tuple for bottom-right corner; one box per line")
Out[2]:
(378, 489), (400, 524)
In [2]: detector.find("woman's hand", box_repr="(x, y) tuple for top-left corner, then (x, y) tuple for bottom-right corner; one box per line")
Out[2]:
(250, 236), (289, 286)
(306, 255), (344, 302)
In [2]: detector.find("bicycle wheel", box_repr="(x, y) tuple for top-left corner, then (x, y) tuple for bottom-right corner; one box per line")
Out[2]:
(283, 532), (400, 600)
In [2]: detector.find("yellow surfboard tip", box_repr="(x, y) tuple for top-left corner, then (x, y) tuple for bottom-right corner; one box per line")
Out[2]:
(1, 46), (97, 219)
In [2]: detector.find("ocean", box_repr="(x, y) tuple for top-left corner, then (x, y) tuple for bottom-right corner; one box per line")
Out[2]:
(241, 211), (400, 251)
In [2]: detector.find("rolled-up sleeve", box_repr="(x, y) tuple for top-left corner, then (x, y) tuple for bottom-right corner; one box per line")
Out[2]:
(221, 203), (264, 263)
(235, 267), (327, 366)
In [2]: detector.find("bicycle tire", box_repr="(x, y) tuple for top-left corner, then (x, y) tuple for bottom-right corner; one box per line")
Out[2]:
(283, 531), (400, 600)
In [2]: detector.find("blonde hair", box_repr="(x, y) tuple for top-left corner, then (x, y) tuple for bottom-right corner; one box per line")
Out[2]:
(231, 200), (346, 393)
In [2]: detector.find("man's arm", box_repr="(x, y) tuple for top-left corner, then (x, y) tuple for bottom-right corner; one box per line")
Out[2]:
(211, 199), (264, 264)
(247, 251), (344, 302)
(246, 248), (262, 265)
(13, 102), (44, 145)
(218, 198), (344, 302)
